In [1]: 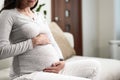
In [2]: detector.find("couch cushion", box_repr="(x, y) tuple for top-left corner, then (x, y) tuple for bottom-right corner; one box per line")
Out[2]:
(49, 22), (76, 59)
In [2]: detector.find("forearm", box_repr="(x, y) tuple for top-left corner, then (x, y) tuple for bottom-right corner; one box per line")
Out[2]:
(0, 39), (33, 59)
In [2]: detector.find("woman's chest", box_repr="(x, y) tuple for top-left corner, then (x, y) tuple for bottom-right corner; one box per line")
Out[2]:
(11, 16), (49, 39)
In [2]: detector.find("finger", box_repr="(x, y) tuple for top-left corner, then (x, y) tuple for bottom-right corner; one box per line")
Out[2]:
(44, 67), (57, 70)
(48, 42), (52, 44)
(43, 69), (58, 73)
(47, 40), (51, 44)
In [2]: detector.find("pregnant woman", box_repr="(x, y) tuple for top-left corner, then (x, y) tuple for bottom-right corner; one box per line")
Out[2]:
(0, 0), (101, 80)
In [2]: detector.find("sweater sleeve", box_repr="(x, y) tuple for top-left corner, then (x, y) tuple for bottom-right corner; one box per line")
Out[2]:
(0, 11), (33, 60)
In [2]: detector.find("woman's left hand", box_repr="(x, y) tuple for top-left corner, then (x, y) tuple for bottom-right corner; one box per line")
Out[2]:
(43, 61), (65, 73)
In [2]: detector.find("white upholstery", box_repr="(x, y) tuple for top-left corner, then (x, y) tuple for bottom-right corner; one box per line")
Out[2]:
(13, 72), (90, 80)
(63, 32), (74, 48)
(0, 58), (12, 80)
(0, 32), (120, 80)
(0, 58), (12, 70)
(67, 56), (120, 80)
(109, 40), (120, 60)
(0, 68), (10, 80)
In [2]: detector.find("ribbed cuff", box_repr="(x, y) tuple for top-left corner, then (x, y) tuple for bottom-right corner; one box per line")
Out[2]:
(28, 39), (34, 49)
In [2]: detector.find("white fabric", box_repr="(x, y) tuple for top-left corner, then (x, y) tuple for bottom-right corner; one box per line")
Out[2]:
(61, 60), (101, 80)
(0, 58), (12, 69)
(0, 32), (120, 80)
(12, 59), (101, 80)
(1, 56), (120, 80)
(67, 56), (120, 80)
(0, 9), (64, 78)
(0, 68), (10, 80)
(63, 32), (74, 48)
(13, 72), (91, 80)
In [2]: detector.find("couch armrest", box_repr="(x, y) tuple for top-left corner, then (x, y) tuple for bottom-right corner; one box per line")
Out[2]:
(63, 32), (74, 48)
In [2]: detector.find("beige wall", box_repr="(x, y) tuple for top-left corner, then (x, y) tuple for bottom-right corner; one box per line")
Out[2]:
(82, 0), (116, 58)
(82, 0), (99, 57)
(115, 0), (120, 40)
(0, 0), (4, 10)
(38, 0), (51, 23)
(98, 0), (114, 58)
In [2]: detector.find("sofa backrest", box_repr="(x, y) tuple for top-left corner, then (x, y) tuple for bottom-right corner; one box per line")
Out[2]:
(49, 22), (76, 59)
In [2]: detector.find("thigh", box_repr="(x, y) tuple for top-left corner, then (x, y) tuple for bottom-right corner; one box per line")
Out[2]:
(13, 71), (91, 80)
(60, 59), (101, 79)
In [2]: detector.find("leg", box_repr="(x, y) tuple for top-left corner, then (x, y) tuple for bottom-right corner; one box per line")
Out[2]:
(13, 71), (91, 80)
(60, 59), (101, 80)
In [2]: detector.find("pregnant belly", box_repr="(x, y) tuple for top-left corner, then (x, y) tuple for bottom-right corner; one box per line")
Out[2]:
(18, 44), (59, 73)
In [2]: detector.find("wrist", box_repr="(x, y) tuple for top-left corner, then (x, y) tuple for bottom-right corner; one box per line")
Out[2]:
(32, 38), (37, 47)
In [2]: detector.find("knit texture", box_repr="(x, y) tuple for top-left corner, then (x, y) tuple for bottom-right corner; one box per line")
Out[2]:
(0, 9), (63, 79)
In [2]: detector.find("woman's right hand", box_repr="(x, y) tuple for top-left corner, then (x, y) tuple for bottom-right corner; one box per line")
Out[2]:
(32, 34), (50, 47)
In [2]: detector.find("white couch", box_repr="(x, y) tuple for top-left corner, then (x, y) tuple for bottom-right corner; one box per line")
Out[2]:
(0, 23), (120, 80)
(64, 32), (120, 80)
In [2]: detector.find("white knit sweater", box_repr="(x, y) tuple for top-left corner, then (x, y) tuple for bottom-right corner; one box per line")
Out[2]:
(0, 9), (63, 79)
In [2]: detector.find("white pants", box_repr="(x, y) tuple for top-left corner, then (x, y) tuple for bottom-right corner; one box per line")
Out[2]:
(13, 60), (101, 80)
(61, 60), (101, 80)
